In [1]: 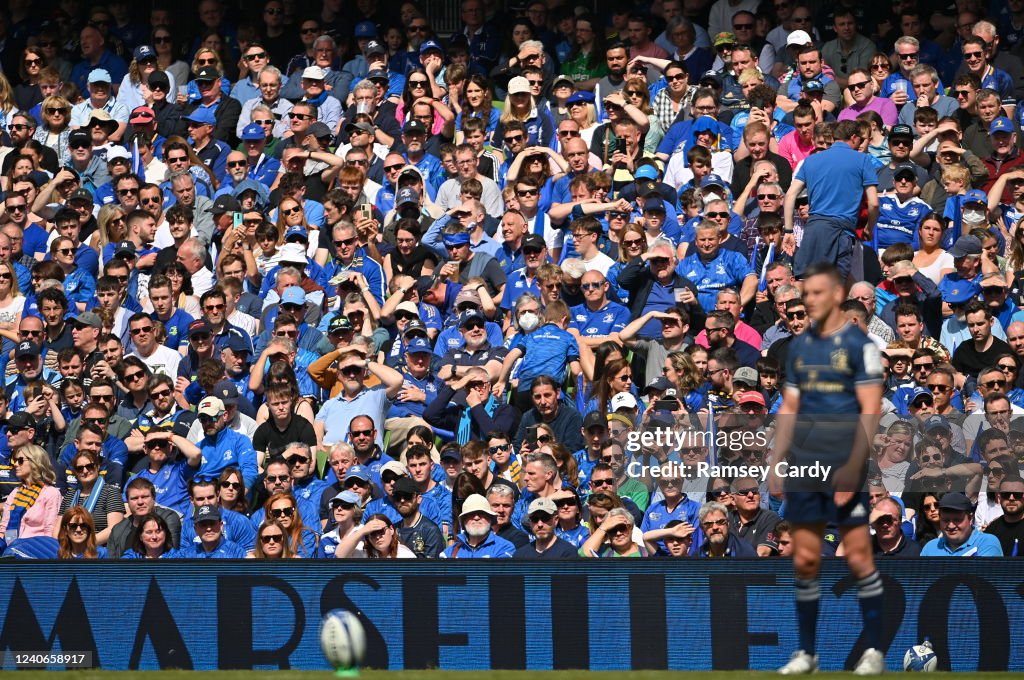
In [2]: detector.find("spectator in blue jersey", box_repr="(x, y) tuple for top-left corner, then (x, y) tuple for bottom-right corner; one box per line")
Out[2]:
(641, 470), (702, 555)
(123, 427), (200, 517)
(106, 477), (182, 558)
(175, 504), (247, 559)
(696, 501), (756, 557)
(497, 301), (581, 410)
(785, 120), (879, 280)
(961, 37), (1014, 103)
(874, 165), (932, 250)
(569, 270), (631, 345)
(441, 493), (515, 558)
(920, 492), (1003, 556)
(391, 476), (446, 558)
(501, 232), (547, 309)
(195, 396), (258, 488)
(678, 220), (757, 313)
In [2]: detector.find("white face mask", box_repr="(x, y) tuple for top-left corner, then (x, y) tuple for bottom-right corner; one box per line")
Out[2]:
(963, 209), (986, 224)
(518, 311), (540, 332)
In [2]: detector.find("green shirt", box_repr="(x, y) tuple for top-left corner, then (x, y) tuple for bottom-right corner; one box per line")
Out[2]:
(560, 52), (609, 83)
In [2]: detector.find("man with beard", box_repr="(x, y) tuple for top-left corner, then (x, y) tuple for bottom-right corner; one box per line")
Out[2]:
(985, 475), (1024, 556)
(393, 476), (445, 558)
(705, 310), (760, 368)
(441, 493), (516, 558)
(195, 396), (258, 488)
(696, 501), (755, 556)
(730, 475), (782, 549)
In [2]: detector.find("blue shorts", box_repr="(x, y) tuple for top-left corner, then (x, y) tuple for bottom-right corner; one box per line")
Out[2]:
(783, 491), (869, 528)
(794, 216), (855, 280)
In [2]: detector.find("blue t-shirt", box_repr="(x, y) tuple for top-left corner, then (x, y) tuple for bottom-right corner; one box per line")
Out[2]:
(569, 301), (631, 338)
(676, 249), (754, 313)
(512, 323), (580, 392)
(874, 195), (931, 249)
(796, 141), (879, 225)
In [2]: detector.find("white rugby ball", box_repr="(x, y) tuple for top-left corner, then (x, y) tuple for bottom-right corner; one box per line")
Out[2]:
(320, 609), (366, 670)
(902, 641), (937, 672)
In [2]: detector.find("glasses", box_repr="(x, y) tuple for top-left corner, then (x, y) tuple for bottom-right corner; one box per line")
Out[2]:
(244, 52), (267, 61)
(289, 112), (314, 121)
(558, 129), (580, 137)
(7, 123), (31, 131)
(849, 81), (869, 90)
(999, 364), (1017, 372)
(260, 533), (284, 544)
(196, 58), (217, 66)
(871, 63), (890, 71)
(67, 522), (90, 532)
(791, 16), (811, 23)
(756, 193), (779, 200)
(591, 478), (614, 487)
(898, 52), (919, 60)
(330, 500), (357, 510)
(954, 89), (973, 98)
(733, 22), (754, 29)
(701, 518), (728, 529)
(963, 51), (984, 60)
(705, 211), (729, 219)
(350, 428), (374, 438)
(12, 457), (27, 465)
(488, 444), (509, 454)
(227, 160), (247, 168)
(580, 282), (604, 291)
(166, 155), (188, 163)
(622, 238), (644, 248)
(75, 463), (97, 473)
(264, 474), (290, 484)
(553, 498), (576, 508)
(1001, 491), (1024, 500)
(733, 487), (759, 496)
(409, 80), (429, 88)
(335, 237), (357, 248)
(926, 383), (951, 393)
(516, 188), (538, 197)
(786, 310), (807, 320)
(124, 371), (146, 383)
(920, 453), (943, 463)
(408, 25), (428, 33)
(384, 164), (405, 173)
(270, 506), (296, 518)
(282, 206), (303, 216)
(990, 467), (1005, 477)
(118, 188), (139, 196)
(983, 379), (1007, 389)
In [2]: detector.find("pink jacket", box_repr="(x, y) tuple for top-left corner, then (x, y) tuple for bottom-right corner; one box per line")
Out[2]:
(0, 485), (62, 539)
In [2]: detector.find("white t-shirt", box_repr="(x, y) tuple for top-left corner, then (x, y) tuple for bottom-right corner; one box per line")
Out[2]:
(130, 345), (182, 378)
(0, 296), (26, 327)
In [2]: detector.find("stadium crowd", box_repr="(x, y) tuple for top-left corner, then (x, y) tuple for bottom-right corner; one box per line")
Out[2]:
(0, 0), (1021, 561)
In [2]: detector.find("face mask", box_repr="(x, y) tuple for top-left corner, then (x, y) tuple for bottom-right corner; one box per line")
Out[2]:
(963, 209), (986, 224)
(518, 311), (539, 332)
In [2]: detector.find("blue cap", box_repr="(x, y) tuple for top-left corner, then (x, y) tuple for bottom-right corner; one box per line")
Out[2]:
(938, 277), (979, 304)
(989, 116), (1013, 134)
(344, 464), (371, 482)
(419, 39), (444, 55)
(442, 232), (471, 247)
(331, 489), (362, 505)
(404, 336), (432, 354)
(802, 79), (824, 93)
(396, 187), (420, 207)
(440, 448), (462, 462)
(285, 225), (309, 242)
(133, 45), (156, 62)
(225, 328), (253, 354)
(701, 173), (727, 188)
(458, 310), (486, 328)
(193, 504), (222, 524)
(184, 108), (216, 126)
(923, 415), (952, 433)
(692, 115), (718, 133)
(643, 196), (666, 213)
(355, 21), (377, 38)
(281, 286), (305, 306)
(88, 68), (112, 84)
(908, 386), (933, 404)
(963, 188), (988, 205)
(240, 123), (265, 141)
(565, 91), (595, 106)
(634, 165), (659, 180)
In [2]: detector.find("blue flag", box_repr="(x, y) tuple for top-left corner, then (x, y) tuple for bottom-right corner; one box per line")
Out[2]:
(131, 138), (145, 178)
(758, 242), (775, 292)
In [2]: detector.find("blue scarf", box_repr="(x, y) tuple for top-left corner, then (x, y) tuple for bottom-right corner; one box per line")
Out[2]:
(457, 395), (499, 445)
(71, 475), (105, 514)
(5, 484), (42, 539)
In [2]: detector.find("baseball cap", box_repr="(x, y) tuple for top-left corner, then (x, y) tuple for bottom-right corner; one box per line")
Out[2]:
(404, 119), (428, 135)
(208, 194), (240, 215)
(305, 121), (332, 140)
(14, 341), (40, 359)
(459, 494), (496, 519)
(133, 45), (156, 61)
(281, 286), (306, 306)
(129, 106), (155, 125)
(197, 396), (226, 417)
(355, 21), (378, 38)
(522, 233), (546, 252)
(70, 311), (102, 329)
(238, 122), (264, 141)
(733, 367), (759, 387)
(922, 415), (952, 433)
(889, 124), (914, 139)
(404, 336), (432, 354)
(393, 477), (419, 496)
(527, 497), (558, 516)
(113, 240), (136, 258)
(88, 68), (112, 84)
(225, 329), (253, 354)
(278, 242), (308, 264)
(6, 412), (37, 431)
(802, 80), (824, 93)
(634, 164), (659, 181)
(213, 380), (240, 406)
(68, 129), (91, 147)
(328, 315), (354, 335)
(963, 189), (988, 205)
(565, 91), (595, 106)
(344, 465), (371, 483)
(184, 108), (216, 126)
(331, 490), (362, 506)
(786, 30), (813, 47)
(419, 39), (444, 55)
(380, 460), (408, 479)
(194, 66), (219, 82)
(301, 65), (327, 80)
(403, 318), (427, 337)
(699, 70), (722, 86)
(713, 31), (737, 47)
(147, 70), (170, 91)
(193, 504), (222, 524)
(701, 173), (727, 189)
(284, 226), (308, 243)
(583, 411), (608, 430)
(908, 386), (932, 405)
(396, 187), (420, 207)
(937, 492), (973, 512)
(736, 391), (766, 407)
(610, 392), (638, 411)
(948, 234), (983, 258)
(345, 121), (374, 135)
(644, 376), (674, 394)
(643, 196), (666, 213)
(507, 76), (531, 95)
(440, 447), (462, 462)
(458, 310), (486, 328)
(892, 163), (918, 180)
(366, 69), (389, 84)
(989, 116), (1013, 135)
(188, 319), (213, 338)
(69, 188), (94, 204)
(552, 74), (574, 89)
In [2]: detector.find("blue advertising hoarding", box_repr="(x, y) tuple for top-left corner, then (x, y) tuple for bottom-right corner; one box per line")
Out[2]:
(0, 559), (1019, 671)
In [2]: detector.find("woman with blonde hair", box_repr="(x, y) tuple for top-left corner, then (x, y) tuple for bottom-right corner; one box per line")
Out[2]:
(0, 73), (18, 132)
(179, 47), (231, 105)
(622, 76), (664, 152)
(90, 204), (128, 263)
(57, 507), (107, 559)
(0, 444), (61, 544)
(33, 95), (73, 165)
(0, 260), (25, 343)
(496, 76), (554, 147)
(335, 514), (416, 558)
(566, 91), (599, 147)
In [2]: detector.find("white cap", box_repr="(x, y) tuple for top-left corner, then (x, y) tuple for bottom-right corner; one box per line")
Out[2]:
(507, 76), (531, 95)
(610, 392), (638, 411)
(786, 30), (813, 47)
(197, 396), (225, 417)
(301, 65), (327, 80)
(395, 301), (419, 316)
(561, 258), (586, 279)
(106, 146), (131, 161)
(459, 493), (496, 519)
(278, 242), (307, 264)
(380, 460), (408, 478)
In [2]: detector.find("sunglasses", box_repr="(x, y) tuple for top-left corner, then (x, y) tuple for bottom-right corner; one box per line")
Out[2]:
(553, 498), (577, 508)
(129, 326), (153, 336)
(144, 439), (170, 449)
(898, 52), (919, 60)
(7, 123), (31, 131)
(260, 533), (284, 544)
(756, 193), (779, 200)
(591, 478), (614, 487)
(75, 463), (97, 473)
(270, 506), (296, 518)
(124, 371), (146, 382)
(227, 160), (247, 168)
(67, 522), (90, 531)
(786, 310), (807, 320)
(849, 81), (869, 90)
(983, 380), (1007, 389)
(244, 52), (268, 61)
(45, 107), (67, 115)
(705, 211), (730, 219)
(516, 188), (538, 197)
(335, 237), (355, 247)
(1001, 491), (1024, 500)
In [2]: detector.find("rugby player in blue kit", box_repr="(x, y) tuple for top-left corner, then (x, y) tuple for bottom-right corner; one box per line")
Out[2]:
(771, 263), (886, 675)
